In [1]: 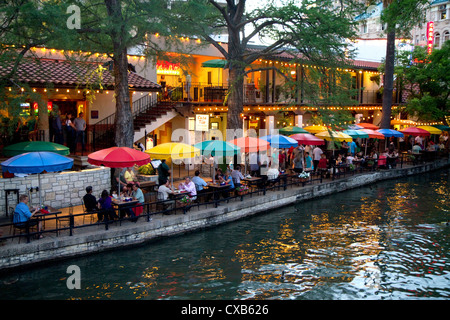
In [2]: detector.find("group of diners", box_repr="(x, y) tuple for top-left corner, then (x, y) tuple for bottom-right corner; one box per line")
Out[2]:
(83, 182), (144, 223)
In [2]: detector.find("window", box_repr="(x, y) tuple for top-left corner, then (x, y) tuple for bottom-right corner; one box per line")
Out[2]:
(416, 35), (419, 45)
(361, 22), (368, 34)
(444, 31), (450, 43)
(434, 32), (440, 47)
(439, 5), (447, 20)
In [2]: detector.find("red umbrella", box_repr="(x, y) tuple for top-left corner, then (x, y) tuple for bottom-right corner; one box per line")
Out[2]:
(229, 136), (270, 153)
(399, 127), (430, 137)
(88, 146), (150, 168)
(289, 133), (325, 145)
(360, 129), (385, 139)
(358, 122), (379, 130)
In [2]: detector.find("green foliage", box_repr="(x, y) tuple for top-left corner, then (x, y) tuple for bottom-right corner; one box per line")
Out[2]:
(395, 42), (450, 124)
(138, 164), (155, 175)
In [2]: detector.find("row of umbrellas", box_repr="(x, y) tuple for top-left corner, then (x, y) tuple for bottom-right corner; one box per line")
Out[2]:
(1, 121), (447, 203)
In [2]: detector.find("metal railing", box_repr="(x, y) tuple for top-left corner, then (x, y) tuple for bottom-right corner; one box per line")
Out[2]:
(1, 151), (446, 244)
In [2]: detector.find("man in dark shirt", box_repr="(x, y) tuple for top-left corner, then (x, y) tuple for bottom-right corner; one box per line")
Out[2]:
(157, 159), (171, 186)
(83, 186), (99, 219)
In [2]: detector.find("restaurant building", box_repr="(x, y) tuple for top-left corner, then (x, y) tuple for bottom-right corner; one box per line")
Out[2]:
(1, 38), (395, 152)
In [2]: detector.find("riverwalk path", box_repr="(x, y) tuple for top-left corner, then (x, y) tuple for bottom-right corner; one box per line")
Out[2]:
(1, 157), (449, 272)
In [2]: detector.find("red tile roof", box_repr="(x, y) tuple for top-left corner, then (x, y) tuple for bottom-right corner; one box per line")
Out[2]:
(0, 58), (160, 91)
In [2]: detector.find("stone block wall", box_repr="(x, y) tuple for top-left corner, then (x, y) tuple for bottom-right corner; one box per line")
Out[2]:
(0, 167), (111, 215)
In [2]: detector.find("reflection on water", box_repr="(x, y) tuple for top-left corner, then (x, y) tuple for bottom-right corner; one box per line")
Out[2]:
(1, 168), (449, 300)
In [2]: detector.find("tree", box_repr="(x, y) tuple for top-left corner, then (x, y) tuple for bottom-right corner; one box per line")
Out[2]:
(376, 0), (429, 129)
(176, 0), (364, 131)
(0, 0), (70, 142)
(395, 42), (450, 125)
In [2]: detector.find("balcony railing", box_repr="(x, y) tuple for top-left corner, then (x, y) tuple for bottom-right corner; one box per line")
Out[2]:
(164, 82), (401, 105)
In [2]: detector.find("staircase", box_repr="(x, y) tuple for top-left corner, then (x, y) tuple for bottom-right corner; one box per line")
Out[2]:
(91, 95), (177, 151)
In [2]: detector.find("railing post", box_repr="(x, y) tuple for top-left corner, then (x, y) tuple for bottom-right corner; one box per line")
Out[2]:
(69, 215), (74, 236)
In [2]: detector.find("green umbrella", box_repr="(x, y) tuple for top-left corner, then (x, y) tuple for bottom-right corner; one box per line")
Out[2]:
(278, 126), (309, 135)
(201, 59), (227, 68)
(194, 140), (240, 182)
(433, 124), (450, 131)
(3, 141), (70, 157)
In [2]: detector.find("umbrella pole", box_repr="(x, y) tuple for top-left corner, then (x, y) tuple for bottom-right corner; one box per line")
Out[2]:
(38, 173), (42, 208)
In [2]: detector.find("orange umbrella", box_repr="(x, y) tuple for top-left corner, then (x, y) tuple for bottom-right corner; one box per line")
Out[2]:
(358, 122), (379, 130)
(229, 136), (270, 153)
(360, 129), (385, 139)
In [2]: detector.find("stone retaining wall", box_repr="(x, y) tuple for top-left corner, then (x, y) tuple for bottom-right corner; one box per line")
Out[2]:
(0, 158), (448, 271)
(0, 167), (111, 215)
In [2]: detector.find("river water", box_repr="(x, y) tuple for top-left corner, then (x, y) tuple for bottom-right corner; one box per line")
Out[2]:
(1, 168), (449, 300)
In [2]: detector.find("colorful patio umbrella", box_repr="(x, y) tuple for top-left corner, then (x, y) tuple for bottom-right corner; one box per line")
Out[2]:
(433, 124), (450, 131)
(342, 130), (369, 139)
(316, 131), (353, 142)
(229, 136), (270, 153)
(260, 134), (298, 149)
(417, 126), (442, 135)
(1, 152), (74, 207)
(278, 126), (309, 135)
(347, 124), (364, 130)
(88, 146), (150, 195)
(358, 123), (379, 130)
(376, 129), (404, 138)
(400, 127), (431, 137)
(360, 129), (385, 139)
(145, 142), (200, 160)
(289, 133), (325, 145)
(201, 59), (227, 68)
(88, 146), (150, 167)
(303, 125), (328, 134)
(194, 140), (240, 158)
(194, 140), (240, 182)
(2, 141), (70, 157)
(145, 143), (200, 187)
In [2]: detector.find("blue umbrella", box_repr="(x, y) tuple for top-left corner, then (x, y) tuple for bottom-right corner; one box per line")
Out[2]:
(343, 130), (369, 139)
(194, 140), (240, 157)
(260, 134), (298, 149)
(1, 152), (74, 207)
(376, 129), (404, 138)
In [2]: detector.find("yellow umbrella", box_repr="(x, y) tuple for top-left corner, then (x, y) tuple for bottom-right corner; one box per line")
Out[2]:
(303, 125), (328, 134)
(145, 142), (200, 160)
(417, 125), (442, 135)
(145, 142), (200, 187)
(316, 130), (353, 142)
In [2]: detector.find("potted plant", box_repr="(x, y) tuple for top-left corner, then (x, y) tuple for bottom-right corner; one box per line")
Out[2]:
(236, 185), (249, 196)
(298, 171), (310, 182)
(177, 195), (192, 207)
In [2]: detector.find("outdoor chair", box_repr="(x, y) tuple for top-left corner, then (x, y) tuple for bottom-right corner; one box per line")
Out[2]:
(11, 211), (39, 243)
(81, 198), (97, 225)
(57, 202), (73, 235)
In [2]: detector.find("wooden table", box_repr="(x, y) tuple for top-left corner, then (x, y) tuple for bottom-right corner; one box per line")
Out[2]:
(169, 190), (190, 200)
(205, 183), (232, 201)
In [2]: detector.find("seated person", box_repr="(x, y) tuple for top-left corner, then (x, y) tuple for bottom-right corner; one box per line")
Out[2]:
(97, 190), (117, 222)
(214, 168), (224, 181)
(231, 166), (244, 188)
(121, 183), (133, 198)
(157, 180), (176, 210)
(131, 184), (145, 219)
(266, 167), (279, 181)
(83, 186), (100, 220)
(124, 167), (140, 186)
(192, 170), (208, 192)
(13, 194), (43, 238)
(179, 176), (197, 200)
(412, 143), (422, 154)
(219, 170), (235, 198)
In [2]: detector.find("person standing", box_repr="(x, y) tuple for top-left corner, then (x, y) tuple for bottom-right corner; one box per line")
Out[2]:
(52, 110), (64, 145)
(73, 112), (86, 153)
(157, 159), (171, 186)
(65, 113), (76, 153)
(312, 146), (323, 172)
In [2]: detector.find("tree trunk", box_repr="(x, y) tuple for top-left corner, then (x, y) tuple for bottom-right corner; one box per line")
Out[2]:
(227, 67), (244, 130)
(380, 28), (396, 129)
(112, 46), (133, 147)
(105, 0), (133, 147)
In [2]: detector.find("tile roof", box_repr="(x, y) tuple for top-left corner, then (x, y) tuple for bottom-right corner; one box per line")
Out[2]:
(0, 58), (160, 91)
